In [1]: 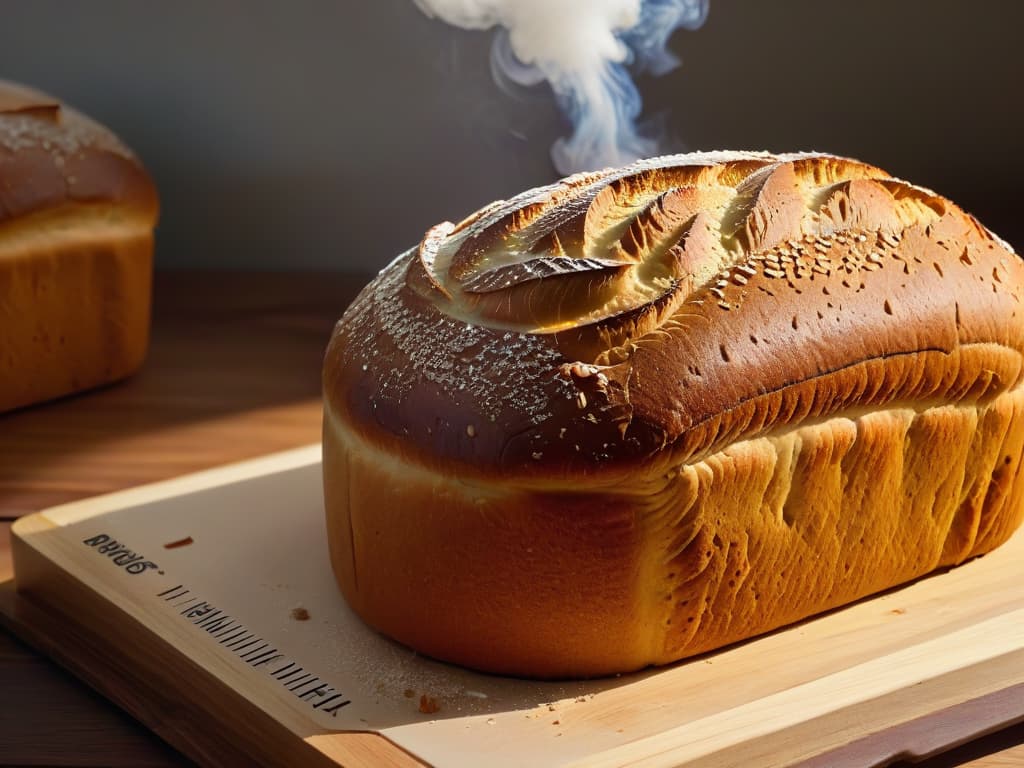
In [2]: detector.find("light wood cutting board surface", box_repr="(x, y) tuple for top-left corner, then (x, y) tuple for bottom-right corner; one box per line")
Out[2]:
(7, 446), (1024, 768)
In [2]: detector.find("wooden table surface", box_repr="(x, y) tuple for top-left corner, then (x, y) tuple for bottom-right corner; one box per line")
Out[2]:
(0, 271), (1022, 767)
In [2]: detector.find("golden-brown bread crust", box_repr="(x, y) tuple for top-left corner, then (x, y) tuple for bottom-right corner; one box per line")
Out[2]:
(0, 81), (158, 412)
(323, 151), (1024, 677)
(325, 391), (1024, 677)
(0, 80), (157, 226)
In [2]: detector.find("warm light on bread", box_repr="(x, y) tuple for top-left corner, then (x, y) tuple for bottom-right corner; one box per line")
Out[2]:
(323, 151), (1024, 678)
(0, 80), (158, 413)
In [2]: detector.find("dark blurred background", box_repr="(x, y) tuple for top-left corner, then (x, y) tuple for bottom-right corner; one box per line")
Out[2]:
(0, 0), (1020, 270)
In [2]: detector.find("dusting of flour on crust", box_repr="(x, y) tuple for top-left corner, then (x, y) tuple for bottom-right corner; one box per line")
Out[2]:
(349, 253), (568, 426)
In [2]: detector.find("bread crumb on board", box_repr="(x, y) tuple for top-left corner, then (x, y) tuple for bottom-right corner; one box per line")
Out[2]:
(290, 606), (310, 621)
(419, 694), (441, 714)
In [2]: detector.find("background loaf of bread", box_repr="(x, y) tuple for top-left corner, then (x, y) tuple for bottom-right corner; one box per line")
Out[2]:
(323, 151), (1024, 678)
(0, 80), (158, 413)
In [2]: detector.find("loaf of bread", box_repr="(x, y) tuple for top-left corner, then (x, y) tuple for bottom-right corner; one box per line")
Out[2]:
(0, 80), (158, 413)
(323, 151), (1024, 678)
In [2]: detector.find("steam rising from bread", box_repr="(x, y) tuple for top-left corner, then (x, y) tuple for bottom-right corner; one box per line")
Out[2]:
(413, 0), (709, 174)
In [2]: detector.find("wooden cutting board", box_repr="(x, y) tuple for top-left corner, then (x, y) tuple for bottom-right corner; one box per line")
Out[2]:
(4, 445), (1024, 768)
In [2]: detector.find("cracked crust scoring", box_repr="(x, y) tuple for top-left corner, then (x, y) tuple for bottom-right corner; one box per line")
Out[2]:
(323, 151), (1024, 677)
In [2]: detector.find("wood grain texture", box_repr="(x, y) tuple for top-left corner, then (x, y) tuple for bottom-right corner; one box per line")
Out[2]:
(0, 271), (363, 516)
(0, 624), (186, 767)
(0, 271), (1022, 767)
(900, 721), (1024, 768)
(1, 522), (11, 582)
(0, 271), (360, 767)
(0, 581), (419, 768)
